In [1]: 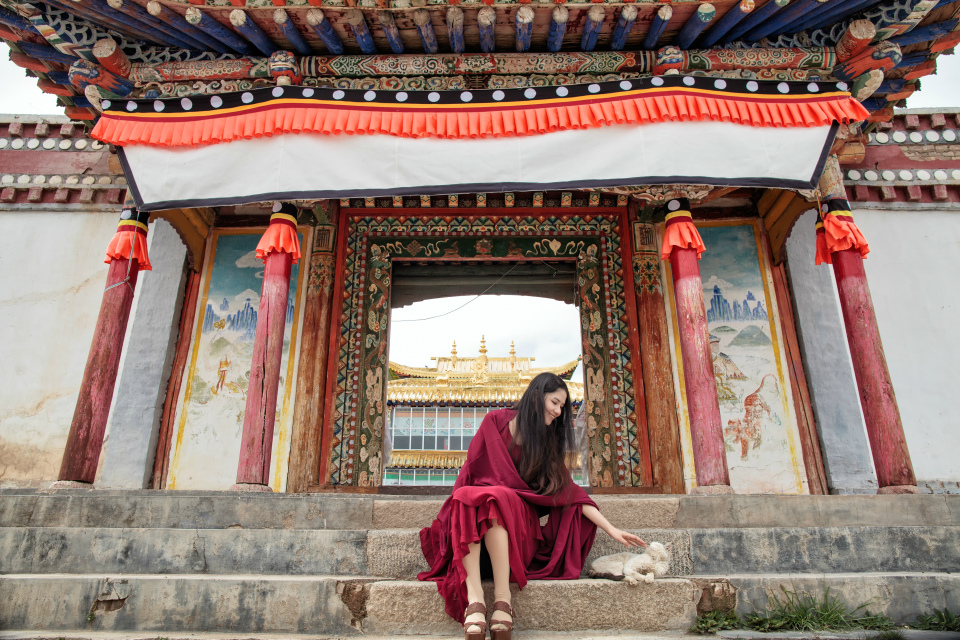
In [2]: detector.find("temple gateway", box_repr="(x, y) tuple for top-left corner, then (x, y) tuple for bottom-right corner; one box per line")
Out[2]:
(1, 0), (959, 499)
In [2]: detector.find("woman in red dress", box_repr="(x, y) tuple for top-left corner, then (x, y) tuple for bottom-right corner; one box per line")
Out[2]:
(418, 372), (645, 640)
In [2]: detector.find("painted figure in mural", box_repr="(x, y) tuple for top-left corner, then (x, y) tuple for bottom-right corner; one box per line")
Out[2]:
(418, 372), (644, 640)
(725, 374), (778, 460)
(216, 356), (231, 394)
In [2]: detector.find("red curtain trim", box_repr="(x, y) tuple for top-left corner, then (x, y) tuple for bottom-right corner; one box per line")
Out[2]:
(105, 229), (152, 271)
(815, 226), (832, 265)
(92, 92), (870, 148)
(661, 220), (706, 261)
(822, 214), (870, 258)
(256, 223), (302, 264)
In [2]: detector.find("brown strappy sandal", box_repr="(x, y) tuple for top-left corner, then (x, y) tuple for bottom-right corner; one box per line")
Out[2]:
(463, 601), (487, 640)
(490, 600), (513, 640)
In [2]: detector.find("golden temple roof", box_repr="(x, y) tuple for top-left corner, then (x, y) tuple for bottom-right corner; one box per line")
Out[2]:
(387, 338), (583, 404)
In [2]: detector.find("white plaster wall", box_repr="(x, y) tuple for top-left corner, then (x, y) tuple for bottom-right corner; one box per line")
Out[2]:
(0, 210), (120, 486)
(852, 207), (960, 484)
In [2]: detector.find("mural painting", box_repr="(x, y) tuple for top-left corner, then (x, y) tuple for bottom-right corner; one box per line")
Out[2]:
(669, 221), (807, 494)
(167, 228), (307, 491)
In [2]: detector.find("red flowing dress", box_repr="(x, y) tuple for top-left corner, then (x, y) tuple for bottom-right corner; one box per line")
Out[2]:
(418, 408), (598, 623)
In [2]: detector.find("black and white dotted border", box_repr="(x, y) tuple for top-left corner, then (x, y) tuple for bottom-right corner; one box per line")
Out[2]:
(869, 130), (960, 145)
(846, 168), (960, 183)
(101, 77), (851, 116)
(0, 137), (104, 151)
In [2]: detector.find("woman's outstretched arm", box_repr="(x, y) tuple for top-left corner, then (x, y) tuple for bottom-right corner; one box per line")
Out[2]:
(581, 505), (646, 548)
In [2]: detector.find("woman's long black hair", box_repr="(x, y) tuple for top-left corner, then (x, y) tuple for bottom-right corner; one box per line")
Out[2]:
(511, 372), (573, 496)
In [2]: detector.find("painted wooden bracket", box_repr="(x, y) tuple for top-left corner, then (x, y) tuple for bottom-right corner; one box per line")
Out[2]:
(515, 5), (534, 52)
(610, 5), (637, 51)
(699, 0), (753, 48)
(377, 11), (404, 54)
(547, 6), (568, 52)
(414, 9), (438, 54)
(68, 59), (134, 96)
(231, 10), (278, 56)
(718, 0), (787, 45)
(92, 38), (131, 77)
(306, 9), (343, 55)
(274, 9), (311, 55)
(833, 41), (901, 82)
(644, 4), (672, 50)
(478, 7), (496, 54)
(147, 1), (230, 54)
(676, 2), (715, 50)
(834, 19), (875, 63)
(345, 9), (376, 54)
(580, 5), (605, 52)
(850, 68), (884, 101)
(185, 7), (253, 56)
(447, 6), (464, 54)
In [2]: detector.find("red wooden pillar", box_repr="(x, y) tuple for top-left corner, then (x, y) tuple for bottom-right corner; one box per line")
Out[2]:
(832, 249), (917, 492)
(56, 207), (152, 486)
(815, 191), (918, 493)
(662, 200), (733, 494)
(233, 206), (301, 491)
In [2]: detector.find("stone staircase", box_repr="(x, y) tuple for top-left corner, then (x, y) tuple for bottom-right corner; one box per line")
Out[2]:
(1, 490), (958, 636)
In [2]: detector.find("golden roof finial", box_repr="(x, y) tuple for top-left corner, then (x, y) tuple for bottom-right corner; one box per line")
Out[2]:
(478, 335), (487, 356)
(509, 341), (516, 357)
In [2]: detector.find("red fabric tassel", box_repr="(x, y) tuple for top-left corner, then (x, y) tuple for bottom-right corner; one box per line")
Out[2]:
(256, 213), (301, 264)
(822, 214), (869, 258)
(814, 222), (832, 265)
(818, 199), (869, 261)
(661, 212), (706, 261)
(104, 227), (152, 271)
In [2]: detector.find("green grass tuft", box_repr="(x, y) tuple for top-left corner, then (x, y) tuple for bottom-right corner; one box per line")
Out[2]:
(690, 609), (742, 635)
(867, 629), (907, 640)
(914, 608), (960, 631)
(743, 584), (894, 632)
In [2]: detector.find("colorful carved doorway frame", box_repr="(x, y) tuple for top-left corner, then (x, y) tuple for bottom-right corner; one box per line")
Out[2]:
(317, 207), (657, 490)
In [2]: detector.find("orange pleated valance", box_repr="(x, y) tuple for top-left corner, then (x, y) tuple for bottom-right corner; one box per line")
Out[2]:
(92, 78), (870, 149)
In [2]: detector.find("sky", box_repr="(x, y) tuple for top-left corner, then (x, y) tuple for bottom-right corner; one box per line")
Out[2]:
(1, 45), (957, 382)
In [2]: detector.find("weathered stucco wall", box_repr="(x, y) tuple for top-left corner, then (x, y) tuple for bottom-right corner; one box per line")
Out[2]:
(851, 207), (960, 486)
(0, 209), (119, 486)
(785, 210), (877, 494)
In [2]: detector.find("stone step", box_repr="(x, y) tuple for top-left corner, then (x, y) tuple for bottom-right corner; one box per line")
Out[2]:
(3, 490), (958, 531)
(4, 524), (958, 578)
(2, 572), (957, 635)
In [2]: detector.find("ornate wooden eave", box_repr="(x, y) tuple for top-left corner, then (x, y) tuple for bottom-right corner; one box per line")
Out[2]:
(0, 0), (954, 119)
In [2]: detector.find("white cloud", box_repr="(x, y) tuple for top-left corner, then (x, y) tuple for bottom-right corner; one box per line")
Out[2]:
(702, 276), (737, 293)
(235, 250), (261, 269)
(231, 289), (260, 310)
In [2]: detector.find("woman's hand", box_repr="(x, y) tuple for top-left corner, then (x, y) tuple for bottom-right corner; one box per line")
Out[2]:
(607, 528), (646, 548)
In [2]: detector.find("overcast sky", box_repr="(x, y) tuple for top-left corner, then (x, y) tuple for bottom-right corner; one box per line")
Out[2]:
(1, 47), (957, 382)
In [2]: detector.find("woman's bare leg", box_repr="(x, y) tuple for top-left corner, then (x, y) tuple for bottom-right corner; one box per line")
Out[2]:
(485, 522), (512, 630)
(462, 541), (485, 633)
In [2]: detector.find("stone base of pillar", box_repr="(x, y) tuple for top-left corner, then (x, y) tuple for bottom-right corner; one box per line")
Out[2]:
(230, 483), (274, 493)
(691, 484), (735, 495)
(877, 485), (921, 495)
(49, 480), (94, 490)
